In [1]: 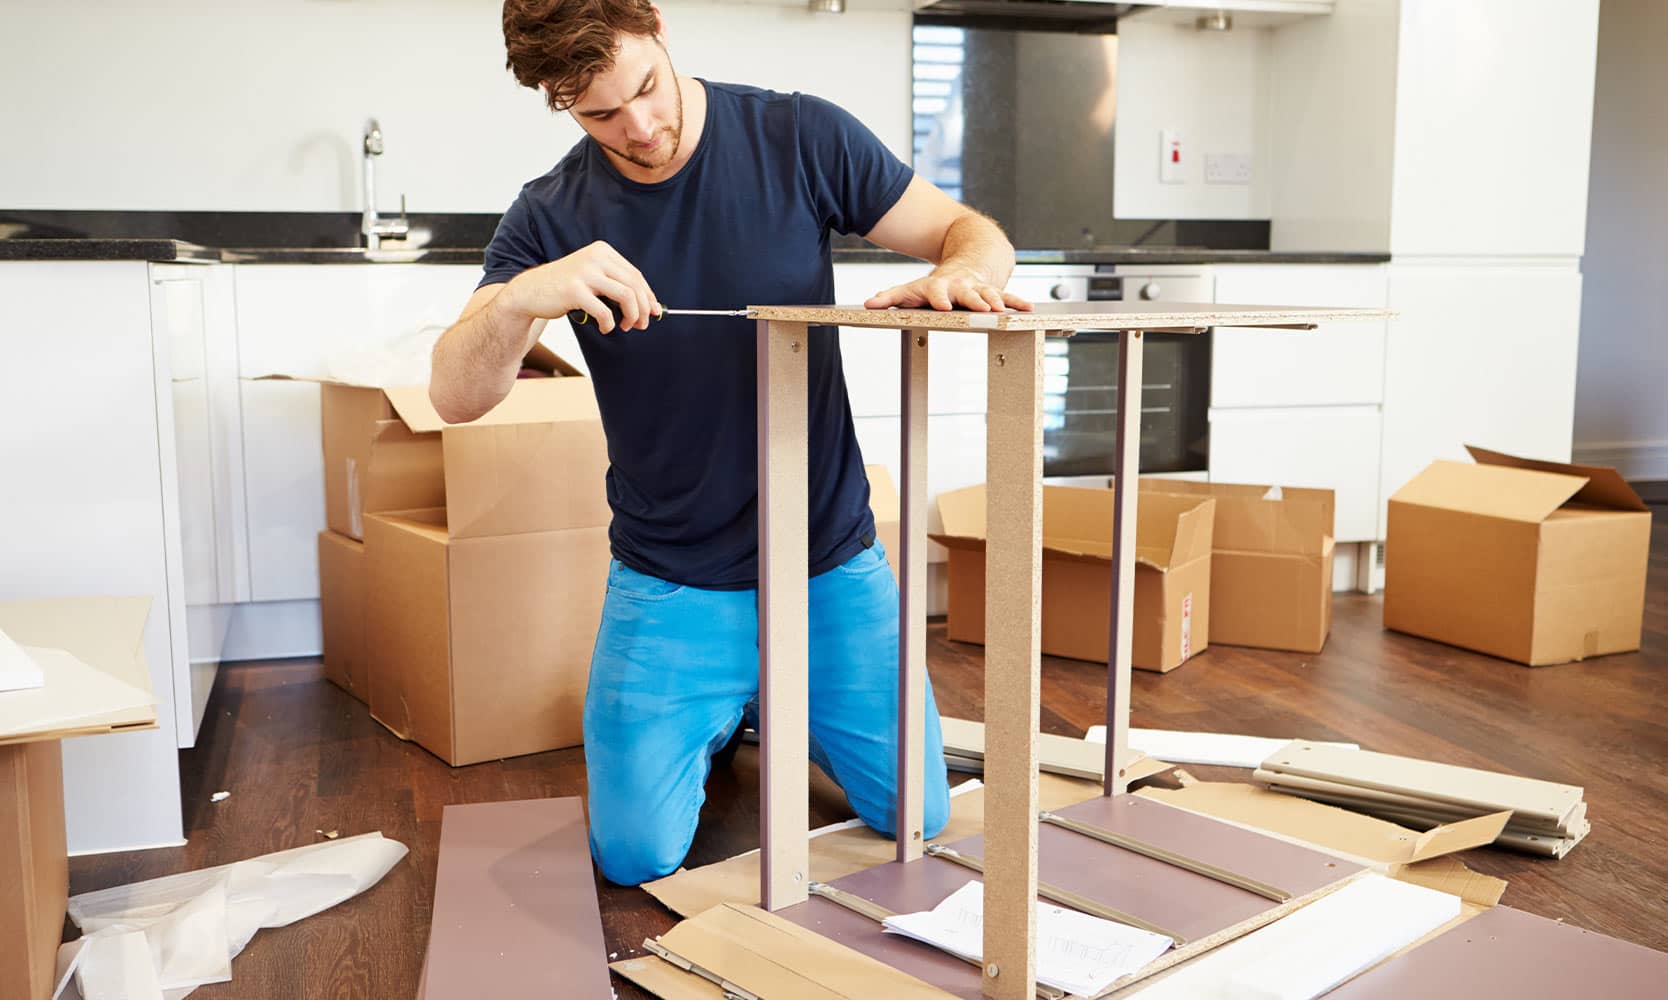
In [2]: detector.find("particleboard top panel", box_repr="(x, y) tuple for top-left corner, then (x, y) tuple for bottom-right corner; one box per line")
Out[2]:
(746, 302), (1389, 333)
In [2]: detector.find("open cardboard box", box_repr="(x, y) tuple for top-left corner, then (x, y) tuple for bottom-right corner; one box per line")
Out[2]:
(1384, 445), (1652, 666)
(1140, 478), (1336, 654)
(933, 482), (1215, 672)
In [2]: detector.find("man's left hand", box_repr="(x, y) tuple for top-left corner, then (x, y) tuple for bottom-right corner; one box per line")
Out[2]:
(863, 267), (1034, 313)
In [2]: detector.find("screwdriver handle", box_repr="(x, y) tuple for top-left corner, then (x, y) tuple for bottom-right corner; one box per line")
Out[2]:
(567, 300), (665, 327)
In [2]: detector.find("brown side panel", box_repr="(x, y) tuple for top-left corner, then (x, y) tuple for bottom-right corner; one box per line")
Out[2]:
(419, 798), (612, 999)
(1529, 511), (1653, 664)
(0, 741), (66, 1000)
(447, 527), (610, 766)
(1325, 905), (1668, 998)
(364, 513), (454, 761)
(1383, 504), (1539, 664)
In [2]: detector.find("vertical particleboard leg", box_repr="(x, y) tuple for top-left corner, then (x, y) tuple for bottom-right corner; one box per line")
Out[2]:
(757, 318), (809, 911)
(1103, 329), (1145, 797)
(982, 329), (1044, 1000)
(897, 328), (928, 863)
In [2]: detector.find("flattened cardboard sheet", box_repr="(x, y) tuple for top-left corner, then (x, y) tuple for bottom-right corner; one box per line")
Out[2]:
(419, 797), (610, 999)
(657, 903), (955, 1000)
(1324, 904), (1668, 998)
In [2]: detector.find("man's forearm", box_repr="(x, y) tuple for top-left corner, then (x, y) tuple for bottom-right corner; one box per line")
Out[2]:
(429, 289), (539, 423)
(932, 211), (1016, 288)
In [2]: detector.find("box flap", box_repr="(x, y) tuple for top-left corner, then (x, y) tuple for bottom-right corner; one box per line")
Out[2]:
(865, 465), (900, 525)
(386, 377), (600, 434)
(1466, 445), (1649, 512)
(1143, 478), (1333, 555)
(935, 484), (988, 539)
(1389, 460), (1585, 523)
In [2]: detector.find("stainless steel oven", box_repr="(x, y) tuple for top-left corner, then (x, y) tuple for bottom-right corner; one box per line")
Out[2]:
(1009, 264), (1213, 479)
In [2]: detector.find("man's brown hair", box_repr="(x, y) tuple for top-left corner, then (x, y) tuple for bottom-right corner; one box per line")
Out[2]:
(503, 0), (661, 112)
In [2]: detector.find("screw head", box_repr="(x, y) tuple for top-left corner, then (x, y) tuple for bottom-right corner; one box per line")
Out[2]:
(791, 341), (801, 353)
(916, 335), (926, 347)
(794, 871), (803, 882)
(996, 353), (1007, 367)
(985, 963), (1000, 977)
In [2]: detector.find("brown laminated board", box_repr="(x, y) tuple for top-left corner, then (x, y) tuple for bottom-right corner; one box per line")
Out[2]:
(774, 796), (1366, 997)
(418, 797), (610, 999)
(1324, 904), (1668, 998)
(747, 302), (1387, 334)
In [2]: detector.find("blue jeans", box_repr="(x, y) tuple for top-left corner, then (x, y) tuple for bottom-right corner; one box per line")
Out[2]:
(583, 541), (951, 886)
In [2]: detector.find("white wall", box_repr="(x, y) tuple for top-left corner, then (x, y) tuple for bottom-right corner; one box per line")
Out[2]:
(1113, 16), (1272, 221)
(1573, 0), (1668, 480)
(0, 0), (911, 214)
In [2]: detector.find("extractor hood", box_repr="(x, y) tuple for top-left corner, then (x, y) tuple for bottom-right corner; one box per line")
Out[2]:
(912, 0), (1153, 31)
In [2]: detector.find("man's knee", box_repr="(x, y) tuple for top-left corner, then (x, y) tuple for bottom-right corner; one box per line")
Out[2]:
(590, 817), (694, 887)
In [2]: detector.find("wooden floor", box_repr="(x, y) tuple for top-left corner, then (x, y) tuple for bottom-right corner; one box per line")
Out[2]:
(69, 509), (1667, 998)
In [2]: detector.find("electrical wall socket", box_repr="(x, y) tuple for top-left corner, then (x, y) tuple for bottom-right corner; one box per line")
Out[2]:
(1160, 129), (1184, 184)
(1204, 152), (1253, 185)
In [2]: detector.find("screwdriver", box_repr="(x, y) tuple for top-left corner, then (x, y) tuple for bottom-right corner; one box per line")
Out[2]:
(566, 300), (754, 327)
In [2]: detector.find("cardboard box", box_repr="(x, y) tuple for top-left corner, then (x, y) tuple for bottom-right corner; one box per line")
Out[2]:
(0, 596), (155, 1000)
(317, 347), (602, 541)
(932, 483), (1215, 672)
(365, 508), (611, 766)
(1384, 445), (1652, 666)
(1139, 478), (1336, 654)
(318, 530), (368, 703)
(865, 464), (900, 579)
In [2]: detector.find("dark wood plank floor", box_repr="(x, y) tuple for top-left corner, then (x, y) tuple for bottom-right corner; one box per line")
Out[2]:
(68, 509), (1666, 998)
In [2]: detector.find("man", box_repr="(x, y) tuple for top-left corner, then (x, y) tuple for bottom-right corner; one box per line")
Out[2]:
(429, 0), (1031, 886)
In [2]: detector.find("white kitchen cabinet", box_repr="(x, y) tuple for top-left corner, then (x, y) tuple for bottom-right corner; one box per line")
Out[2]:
(233, 263), (482, 606)
(1379, 259), (1583, 515)
(835, 261), (988, 419)
(0, 260), (187, 853)
(150, 263), (244, 745)
(1208, 405), (1384, 542)
(1387, 0), (1600, 257)
(1211, 264), (1389, 408)
(1266, 0), (1600, 258)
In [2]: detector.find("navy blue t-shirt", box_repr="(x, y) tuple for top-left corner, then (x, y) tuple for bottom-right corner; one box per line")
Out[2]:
(479, 80), (913, 589)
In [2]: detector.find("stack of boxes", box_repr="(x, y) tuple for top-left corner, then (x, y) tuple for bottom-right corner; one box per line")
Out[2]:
(316, 350), (614, 765)
(934, 476), (1337, 671)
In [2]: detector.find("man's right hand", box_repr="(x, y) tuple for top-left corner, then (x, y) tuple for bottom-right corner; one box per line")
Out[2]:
(496, 241), (659, 334)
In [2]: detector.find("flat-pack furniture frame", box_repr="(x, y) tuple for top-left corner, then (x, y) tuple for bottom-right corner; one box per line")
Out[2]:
(749, 301), (1387, 999)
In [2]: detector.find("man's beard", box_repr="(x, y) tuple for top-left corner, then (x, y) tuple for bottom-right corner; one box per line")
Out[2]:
(604, 68), (684, 170)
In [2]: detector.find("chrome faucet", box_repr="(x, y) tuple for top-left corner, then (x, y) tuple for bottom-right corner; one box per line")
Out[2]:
(361, 118), (409, 249)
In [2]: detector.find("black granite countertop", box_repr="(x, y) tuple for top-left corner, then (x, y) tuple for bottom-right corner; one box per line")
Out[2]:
(0, 238), (1388, 267)
(0, 210), (1388, 266)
